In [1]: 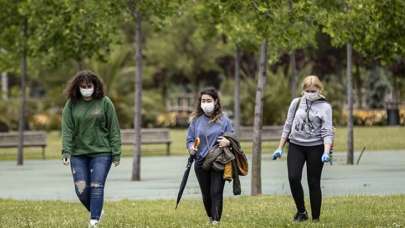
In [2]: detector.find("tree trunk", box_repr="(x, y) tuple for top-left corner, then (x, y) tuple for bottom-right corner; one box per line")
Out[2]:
(387, 73), (400, 126)
(354, 64), (363, 108)
(193, 70), (200, 102)
(251, 41), (268, 196)
(289, 50), (298, 98)
(131, 10), (142, 181)
(234, 45), (241, 137)
(288, 0), (298, 98)
(346, 43), (354, 165)
(17, 18), (28, 166)
(1, 72), (8, 100)
(393, 74), (398, 103)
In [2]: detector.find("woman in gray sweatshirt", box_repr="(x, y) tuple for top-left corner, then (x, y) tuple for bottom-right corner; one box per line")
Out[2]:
(272, 75), (334, 223)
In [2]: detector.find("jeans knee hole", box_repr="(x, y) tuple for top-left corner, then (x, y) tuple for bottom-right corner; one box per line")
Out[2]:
(90, 182), (103, 188)
(75, 181), (87, 194)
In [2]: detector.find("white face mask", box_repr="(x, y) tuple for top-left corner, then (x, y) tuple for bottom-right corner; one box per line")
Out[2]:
(80, 87), (94, 98)
(303, 91), (321, 101)
(201, 102), (215, 115)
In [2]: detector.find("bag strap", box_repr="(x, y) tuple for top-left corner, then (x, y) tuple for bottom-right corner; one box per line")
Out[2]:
(287, 97), (301, 139)
(292, 98), (301, 122)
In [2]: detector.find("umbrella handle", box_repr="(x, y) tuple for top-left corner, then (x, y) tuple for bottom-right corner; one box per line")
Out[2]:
(186, 155), (195, 168)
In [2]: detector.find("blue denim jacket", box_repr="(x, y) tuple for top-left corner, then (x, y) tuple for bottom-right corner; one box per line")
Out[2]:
(186, 114), (234, 162)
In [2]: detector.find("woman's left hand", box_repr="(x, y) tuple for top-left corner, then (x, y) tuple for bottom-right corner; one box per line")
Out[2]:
(217, 136), (230, 148)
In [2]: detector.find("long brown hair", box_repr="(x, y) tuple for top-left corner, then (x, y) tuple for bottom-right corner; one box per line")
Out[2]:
(191, 87), (223, 122)
(64, 70), (105, 102)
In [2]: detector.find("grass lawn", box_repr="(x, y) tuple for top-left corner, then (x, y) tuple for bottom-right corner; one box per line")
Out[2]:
(0, 126), (404, 161)
(0, 195), (404, 227)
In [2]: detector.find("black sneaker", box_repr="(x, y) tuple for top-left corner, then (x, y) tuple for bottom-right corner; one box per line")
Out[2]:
(293, 211), (308, 222)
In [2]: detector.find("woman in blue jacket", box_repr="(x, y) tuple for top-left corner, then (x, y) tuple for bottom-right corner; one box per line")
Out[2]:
(186, 88), (234, 225)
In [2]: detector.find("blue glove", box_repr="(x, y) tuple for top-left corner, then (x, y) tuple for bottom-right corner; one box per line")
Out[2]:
(321, 153), (331, 163)
(272, 148), (283, 160)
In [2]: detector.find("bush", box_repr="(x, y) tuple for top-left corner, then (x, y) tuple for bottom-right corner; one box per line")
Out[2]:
(30, 112), (62, 131)
(111, 89), (166, 128)
(221, 71), (291, 126)
(353, 110), (386, 126)
(0, 98), (20, 131)
(0, 97), (50, 131)
(400, 108), (405, 125)
(340, 108), (405, 126)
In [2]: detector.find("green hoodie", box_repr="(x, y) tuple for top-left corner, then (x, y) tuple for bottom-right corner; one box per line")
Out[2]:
(62, 96), (121, 162)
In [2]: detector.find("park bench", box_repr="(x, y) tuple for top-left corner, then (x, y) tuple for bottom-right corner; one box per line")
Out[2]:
(0, 131), (47, 159)
(121, 128), (172, 156)
(239, 126), (283, 142)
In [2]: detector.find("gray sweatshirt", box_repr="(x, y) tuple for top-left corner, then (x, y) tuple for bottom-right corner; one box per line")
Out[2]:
(281, 97), (334, 146)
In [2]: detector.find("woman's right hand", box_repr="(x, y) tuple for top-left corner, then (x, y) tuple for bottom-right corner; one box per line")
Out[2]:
(62, 157), (70, 166)
(272, 148), (283, 160)
(113, 160), (120, 167)
(188, 146), (197, 156)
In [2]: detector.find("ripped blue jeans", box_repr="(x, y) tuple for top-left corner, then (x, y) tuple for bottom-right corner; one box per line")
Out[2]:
(70, 155), (112, 220)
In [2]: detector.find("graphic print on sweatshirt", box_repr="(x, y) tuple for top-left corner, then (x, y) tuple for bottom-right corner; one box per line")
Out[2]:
(293, 100), (323, 139)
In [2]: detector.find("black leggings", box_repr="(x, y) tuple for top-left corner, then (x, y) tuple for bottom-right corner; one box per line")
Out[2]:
(194, 164), (225, 221)
(287, 143), (324, 219)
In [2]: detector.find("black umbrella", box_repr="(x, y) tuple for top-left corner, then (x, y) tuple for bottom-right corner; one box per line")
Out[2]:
(175, 154), (195, 209)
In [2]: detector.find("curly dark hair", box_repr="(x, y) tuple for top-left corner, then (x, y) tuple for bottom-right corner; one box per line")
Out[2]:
(64, 70), (105, 102)
(191, 87), (223, 122)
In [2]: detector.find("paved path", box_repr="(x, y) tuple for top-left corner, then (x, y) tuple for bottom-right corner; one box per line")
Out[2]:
(0, 151), (404, 201)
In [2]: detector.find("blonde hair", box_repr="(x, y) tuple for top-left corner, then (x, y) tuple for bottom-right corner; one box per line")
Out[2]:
(301, 75), (325, 97)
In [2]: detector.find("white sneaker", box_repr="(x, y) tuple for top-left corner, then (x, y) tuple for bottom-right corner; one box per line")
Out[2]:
(88, 219), (99, 228)
(89, 210), (104, 223)
(212, 221), (219, 225)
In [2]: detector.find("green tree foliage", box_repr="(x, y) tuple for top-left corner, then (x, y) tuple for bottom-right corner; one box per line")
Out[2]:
(318, 0), (405, 63)
(0, 0), (122, 70)
(30, 0), (123, 68)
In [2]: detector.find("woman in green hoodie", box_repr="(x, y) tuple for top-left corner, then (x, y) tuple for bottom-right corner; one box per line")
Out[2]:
(61, 70), (121, 228)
